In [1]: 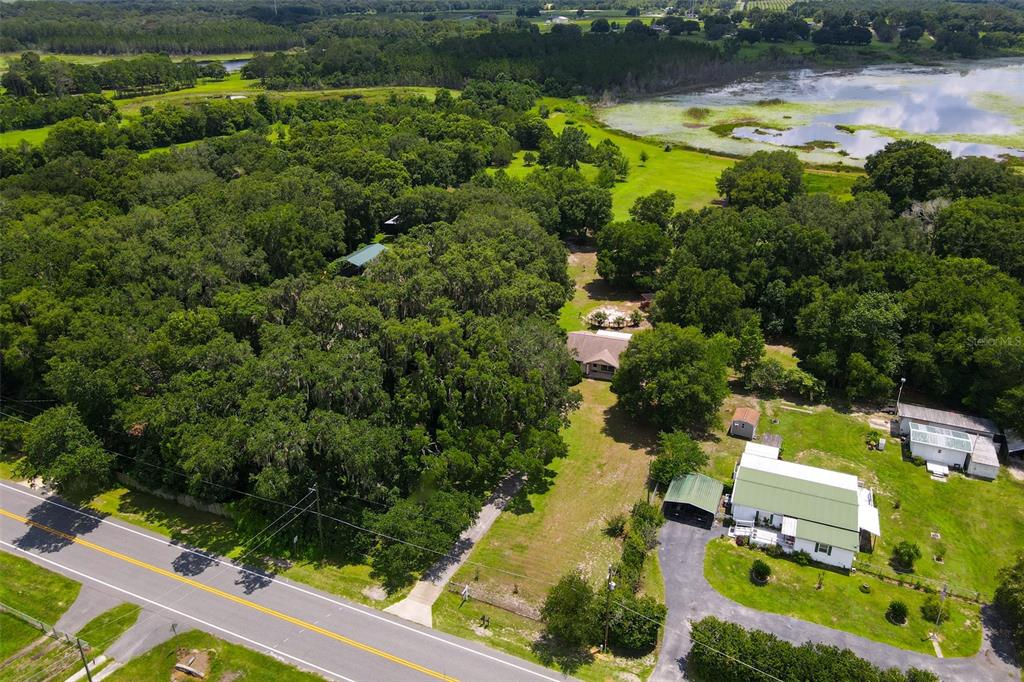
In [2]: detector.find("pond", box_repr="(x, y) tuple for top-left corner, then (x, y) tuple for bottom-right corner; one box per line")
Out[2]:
(599, 59), (1024, 165)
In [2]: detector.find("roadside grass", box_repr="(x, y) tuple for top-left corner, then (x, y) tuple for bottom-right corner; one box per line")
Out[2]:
(719, 402), (1024, 599)
(63, 485), (406, 607)
(0, 612), (40, 660)
(704, 538), (982, 657)
(0, 552), (81, 624)
(105, 629), (321, 681)
(433, 592), (658, 681)
(76, 603), (141, 656)
(450, 379), (657, 609)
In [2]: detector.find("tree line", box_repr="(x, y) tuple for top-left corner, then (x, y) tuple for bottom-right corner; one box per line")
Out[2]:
(590, 144), (1024, 434)
(0, 83), (629, 591)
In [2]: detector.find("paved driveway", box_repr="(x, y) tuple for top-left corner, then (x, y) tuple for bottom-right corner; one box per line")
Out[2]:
(651, 520), (1019, 682)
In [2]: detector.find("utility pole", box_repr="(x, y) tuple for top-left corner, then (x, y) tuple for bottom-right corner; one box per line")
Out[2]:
(896, 376), (907, 409)
(311, 484), (324, 560)
(935, 584), (948, 629)
(76, 638), (93, 682)
(603, 564), (617, 651)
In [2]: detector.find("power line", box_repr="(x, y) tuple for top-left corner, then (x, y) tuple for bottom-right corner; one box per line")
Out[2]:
(1, 407), (788, 680)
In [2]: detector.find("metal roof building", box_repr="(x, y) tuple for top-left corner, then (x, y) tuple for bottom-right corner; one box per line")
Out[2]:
(898, 403), (1000, 438)
(731, 453), (879, 559)
(664, 473), (723, 527)
(909, 422), (973, 454)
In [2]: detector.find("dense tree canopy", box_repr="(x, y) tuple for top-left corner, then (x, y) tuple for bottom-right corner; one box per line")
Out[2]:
(0, 87), (607, 589)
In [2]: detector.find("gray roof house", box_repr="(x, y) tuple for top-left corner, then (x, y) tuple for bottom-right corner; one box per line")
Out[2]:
(566, 331), (631, 380)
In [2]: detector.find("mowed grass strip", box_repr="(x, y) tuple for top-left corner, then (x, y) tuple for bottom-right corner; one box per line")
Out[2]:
(704, 538), (982, 657)
(75, 603), (141, 654)
(764, 404), (1024, 599)
(453, 379), (656, 607)
(68, 485), (406, 607)
(105, 630), (322, 681)
(0, 551), (81, 624)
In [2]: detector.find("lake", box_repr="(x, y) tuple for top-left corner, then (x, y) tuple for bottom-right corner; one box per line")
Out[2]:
(599, 59), (1024, 165)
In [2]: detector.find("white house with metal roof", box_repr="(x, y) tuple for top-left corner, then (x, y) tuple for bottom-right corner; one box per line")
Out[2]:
(729, 452), (880, 569)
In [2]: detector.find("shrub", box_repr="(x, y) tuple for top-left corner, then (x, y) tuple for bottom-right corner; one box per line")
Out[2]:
(688, 617), (939, 682)
(751, 559), (771, 582)
(921, 594), (950, 624)
(630, 500), (664, 550)
(892, 541), (922, 571)
(934, 543), (947, 562)
(860, 583), (872, 594)
(541, 570), (600, 647)
(765, 544), (784, 558)
(887, 599), (909, 624)
(792, 550), (812, 567)
(605, 512), (628, 538)
(607, 592), (667, 651)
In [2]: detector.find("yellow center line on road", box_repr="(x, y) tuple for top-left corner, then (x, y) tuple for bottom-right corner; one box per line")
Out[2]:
(0, 506), (457, 682)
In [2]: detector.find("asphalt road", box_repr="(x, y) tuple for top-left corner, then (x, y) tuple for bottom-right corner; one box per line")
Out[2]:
(0, 480), (569, 682)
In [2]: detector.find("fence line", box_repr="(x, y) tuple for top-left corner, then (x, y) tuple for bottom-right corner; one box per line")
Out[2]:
(852, 561), (985, 603)
(116, 472), (234, 519)
(0, 600), (88, 650)
(446, 581), (542, 621)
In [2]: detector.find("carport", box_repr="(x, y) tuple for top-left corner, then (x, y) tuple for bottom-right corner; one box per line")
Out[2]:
(663, 473), (723, 528)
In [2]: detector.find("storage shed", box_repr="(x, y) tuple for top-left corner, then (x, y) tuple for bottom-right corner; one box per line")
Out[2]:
(663, 473), (723, 528)
(729, 407), (760, 440)
(908, 422), (973, 469)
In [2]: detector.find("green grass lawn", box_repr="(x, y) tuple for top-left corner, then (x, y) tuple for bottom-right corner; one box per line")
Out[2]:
(704, 538), (982, 657)
(0, 612), (42, 660)
(450, 379), (657, 608)
(0, 125), (53, 149)
(0, 552), (81, 624)
(712, 402), (1024, 600)
(75, 603), (141, 655)
(436, 378), (663, 680)
(105, 630), (321, 681)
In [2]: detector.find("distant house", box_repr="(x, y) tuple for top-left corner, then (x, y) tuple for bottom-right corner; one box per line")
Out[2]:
(730, 452), (881, 569)
(337, 243), (387, 276)
(899, 403), (1002, 480)
(728, 407), (760, 440)
(663, 473), (723, 528)
(566, 330), (631, 380)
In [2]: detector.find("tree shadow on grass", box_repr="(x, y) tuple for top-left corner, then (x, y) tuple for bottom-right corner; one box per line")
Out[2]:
(602, 402), (659, 453)
(113, 490), (240, 558)
(14, 495), (107, 553)
(530, 633), (594, 675)
(582, 279), (640, 305)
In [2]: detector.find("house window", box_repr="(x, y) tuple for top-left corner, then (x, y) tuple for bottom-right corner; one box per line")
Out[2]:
(814, 542), (832, 556)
